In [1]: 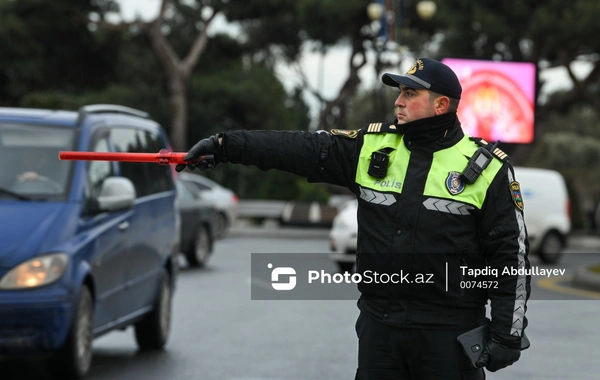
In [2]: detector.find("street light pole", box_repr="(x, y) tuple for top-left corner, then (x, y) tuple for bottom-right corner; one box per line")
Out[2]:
(416, 0), (437, 20)
(394, 0), (438, 49)
(367, 0), (389, 117)
(367, 1), (437, 114)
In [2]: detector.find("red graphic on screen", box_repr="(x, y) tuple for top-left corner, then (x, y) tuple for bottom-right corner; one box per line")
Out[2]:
(457, 70), (534, 143)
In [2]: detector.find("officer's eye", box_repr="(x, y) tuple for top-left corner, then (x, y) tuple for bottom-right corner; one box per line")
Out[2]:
(399, 89), (415, 97)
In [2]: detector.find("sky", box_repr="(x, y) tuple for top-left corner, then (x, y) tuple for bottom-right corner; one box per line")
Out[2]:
(115, 0), (592, 122)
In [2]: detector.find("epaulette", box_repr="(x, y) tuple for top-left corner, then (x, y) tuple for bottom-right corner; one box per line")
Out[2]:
(364, 122), (398, 134)
(470, 137), (510, 162)
(330, 129), (358, 139)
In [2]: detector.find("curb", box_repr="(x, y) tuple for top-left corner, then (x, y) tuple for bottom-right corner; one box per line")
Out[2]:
(572, 266), (600, 293)
(227, 227), (330, 240)
(566, 235), (600, 250)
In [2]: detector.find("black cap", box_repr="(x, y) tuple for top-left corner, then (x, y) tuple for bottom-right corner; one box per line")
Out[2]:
(382, 58), (462, 100)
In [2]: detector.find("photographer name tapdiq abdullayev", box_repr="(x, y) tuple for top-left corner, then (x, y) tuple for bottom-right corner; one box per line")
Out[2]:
(460, 265), (566, 278)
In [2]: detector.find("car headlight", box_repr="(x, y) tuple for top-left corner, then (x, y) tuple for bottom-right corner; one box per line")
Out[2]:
(0, 253), (69, 290)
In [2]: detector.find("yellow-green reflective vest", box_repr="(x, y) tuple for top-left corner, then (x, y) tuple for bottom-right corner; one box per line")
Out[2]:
(355, 134), (503, 209)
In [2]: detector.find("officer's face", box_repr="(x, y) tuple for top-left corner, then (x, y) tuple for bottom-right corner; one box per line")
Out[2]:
(394, 86), (437, 124)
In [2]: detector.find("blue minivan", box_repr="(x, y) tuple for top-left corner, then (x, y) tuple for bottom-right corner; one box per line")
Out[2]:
(0, 105), (180, 378)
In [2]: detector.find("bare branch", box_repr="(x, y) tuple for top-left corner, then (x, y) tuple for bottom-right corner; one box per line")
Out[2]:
(559, 50), (584, 94)
(147, 19), (183, 81)
(581, 59), (600, 86)
(89, 18), (149, 31)
(317, 42), (367, 130)
(292, 62), (325, 103)
(157, 0), (169, 22)
(88, 0), (167, 33)
(181, 10), (219, 76)
(538, 58), (600, 119)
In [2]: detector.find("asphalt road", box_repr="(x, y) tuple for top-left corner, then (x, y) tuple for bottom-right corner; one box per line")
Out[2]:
(3, 233), (600, 380)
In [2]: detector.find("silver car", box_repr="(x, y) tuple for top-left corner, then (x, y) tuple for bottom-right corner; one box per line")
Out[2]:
(328, 200), (358, 272)
(177, 172), (238, 239)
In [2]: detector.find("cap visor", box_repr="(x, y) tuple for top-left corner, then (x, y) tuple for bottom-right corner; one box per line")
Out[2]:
(382, 73), (427, 89)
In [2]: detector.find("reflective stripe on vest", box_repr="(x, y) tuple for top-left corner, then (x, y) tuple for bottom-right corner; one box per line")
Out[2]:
(355, 134), (503, 209)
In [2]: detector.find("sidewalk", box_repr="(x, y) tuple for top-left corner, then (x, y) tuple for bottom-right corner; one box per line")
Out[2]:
(565, 234), (600, 292)
(567, 234), (600, 250)
(569, 234), (600, 292)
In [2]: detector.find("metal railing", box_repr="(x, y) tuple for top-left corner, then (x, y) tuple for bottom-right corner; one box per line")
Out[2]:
(237, 200), (341, 227)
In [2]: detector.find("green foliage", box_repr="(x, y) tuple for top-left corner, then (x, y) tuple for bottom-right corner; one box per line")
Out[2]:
(0, 0), (115, 104)
(529, 0), (600, 60)
(297, 0), (369, 46)
(527, 106), (600, 228)
(432, 0), (600, 63)
(188, 59), (305, 138)
(21, 83), (169, 123)
(223, 0), (302, 61)
(347, 88), (399, 130)
(185, 35), (313, 199)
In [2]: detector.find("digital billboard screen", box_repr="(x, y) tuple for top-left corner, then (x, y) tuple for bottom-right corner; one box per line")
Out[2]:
(442, 58), (536, 144)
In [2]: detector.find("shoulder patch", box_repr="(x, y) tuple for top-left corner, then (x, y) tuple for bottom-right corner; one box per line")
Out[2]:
(331, 129), (358, 139)
(470, 137), (510, 162)
(365, 122), (399, 134)
(510, 181), (524, 210)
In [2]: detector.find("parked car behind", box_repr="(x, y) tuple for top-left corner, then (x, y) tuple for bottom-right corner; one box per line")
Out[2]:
(176, 178), (216, 267)
(328, 166), (571, 271)
(329, 200), (358, 273)
(513, 166), (571, 263)
(0, 105), (180, 379)
(177, 172), (238, 239)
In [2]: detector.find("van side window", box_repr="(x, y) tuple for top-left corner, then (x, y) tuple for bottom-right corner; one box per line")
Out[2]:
(110, 128), (152, 197)
(85, 136), (114, 213)
(145, 131), (175, 193)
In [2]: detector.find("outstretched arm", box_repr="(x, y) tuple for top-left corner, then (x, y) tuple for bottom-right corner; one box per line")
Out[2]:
(181, 129), (363, 191)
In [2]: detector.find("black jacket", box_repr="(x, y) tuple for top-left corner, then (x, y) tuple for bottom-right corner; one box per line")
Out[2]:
(223, 116), (530, 348)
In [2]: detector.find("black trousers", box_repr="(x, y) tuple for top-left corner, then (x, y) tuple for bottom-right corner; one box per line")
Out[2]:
(355, 312), (485, 380)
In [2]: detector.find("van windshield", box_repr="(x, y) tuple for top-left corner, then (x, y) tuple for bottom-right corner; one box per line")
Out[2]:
(0, 123), (75, 200)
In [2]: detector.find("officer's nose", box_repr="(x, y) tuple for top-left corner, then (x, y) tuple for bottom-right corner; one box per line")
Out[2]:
(395, 94), (404, 108)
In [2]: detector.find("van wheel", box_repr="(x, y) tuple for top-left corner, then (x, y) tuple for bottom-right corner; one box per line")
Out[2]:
(135, 270), (172, 350)
(538, 231), (564, 264)
(186, 225), (211, 267)
(48, 285), (94, 379)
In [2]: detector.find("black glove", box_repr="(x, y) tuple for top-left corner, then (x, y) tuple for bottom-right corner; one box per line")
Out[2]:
(475, 335), (521, 372)
(175, 134), (224, 172)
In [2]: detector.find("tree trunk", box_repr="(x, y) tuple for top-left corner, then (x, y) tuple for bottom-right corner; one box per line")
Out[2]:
(316, 40), (366, 130)
(143, 0), (215, 151)
(168, 77), (188, 151)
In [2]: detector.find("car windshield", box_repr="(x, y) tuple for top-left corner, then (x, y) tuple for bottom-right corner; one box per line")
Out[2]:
(0, 123), (75, 200)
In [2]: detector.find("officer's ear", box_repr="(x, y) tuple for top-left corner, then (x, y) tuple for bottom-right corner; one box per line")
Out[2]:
(433, 96), (450, 115)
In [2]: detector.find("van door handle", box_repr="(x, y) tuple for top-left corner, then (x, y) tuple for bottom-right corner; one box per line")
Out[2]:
(118, 221), (130, 231)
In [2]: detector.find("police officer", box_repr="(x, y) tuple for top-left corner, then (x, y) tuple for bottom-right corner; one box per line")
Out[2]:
(177, 58), (531, 380)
